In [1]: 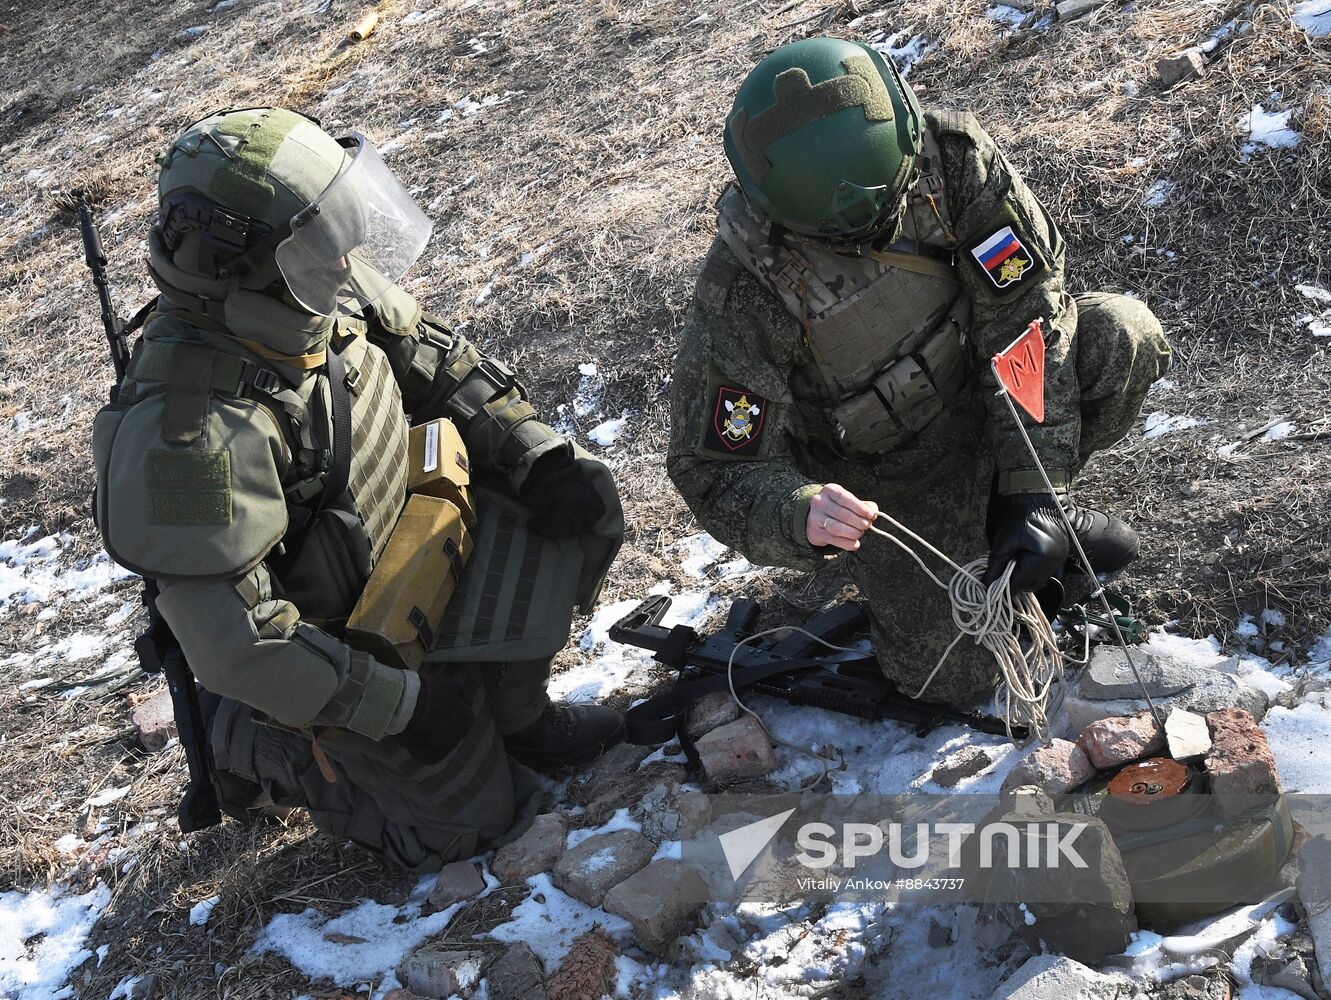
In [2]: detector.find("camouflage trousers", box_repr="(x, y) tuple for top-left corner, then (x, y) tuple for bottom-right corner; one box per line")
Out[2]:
(807, 292), (1171, 706)
(207, 658), (550, 872)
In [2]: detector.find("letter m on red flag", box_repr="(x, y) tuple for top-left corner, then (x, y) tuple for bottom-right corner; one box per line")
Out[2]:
(991, 319), (1046, 424)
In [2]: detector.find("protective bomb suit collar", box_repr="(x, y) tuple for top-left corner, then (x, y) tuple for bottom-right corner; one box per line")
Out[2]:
(148, 235), (336, 375)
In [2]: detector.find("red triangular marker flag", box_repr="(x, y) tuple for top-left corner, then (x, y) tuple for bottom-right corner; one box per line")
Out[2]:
(992, 319), (1046, 424)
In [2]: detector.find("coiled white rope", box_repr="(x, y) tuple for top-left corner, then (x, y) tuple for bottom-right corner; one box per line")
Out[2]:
(864, 511), (1069, 741)
(717, 511), (1082, 757)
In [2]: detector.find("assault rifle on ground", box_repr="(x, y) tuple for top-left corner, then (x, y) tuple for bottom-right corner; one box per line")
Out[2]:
(612, 595), (1029, 752)
(76, 200), (221, 832)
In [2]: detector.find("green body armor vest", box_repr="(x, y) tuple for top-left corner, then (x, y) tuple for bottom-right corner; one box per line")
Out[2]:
(716, 125), (971, 455)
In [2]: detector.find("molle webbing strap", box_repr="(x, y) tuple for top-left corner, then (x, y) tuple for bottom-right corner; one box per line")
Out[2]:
(474, 395), (539, 462)
(345, 345), (408, 557)
(131, 340), (308, 429)
(865, 247), (956, 281)
(162, 343), (216, 445)
(730, 55), (895, 183)
(321, 348), (355, 514)
(423, 346), (521, 422)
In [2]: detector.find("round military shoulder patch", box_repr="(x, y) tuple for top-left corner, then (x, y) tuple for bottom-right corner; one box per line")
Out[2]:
(704, 385), (767, 456)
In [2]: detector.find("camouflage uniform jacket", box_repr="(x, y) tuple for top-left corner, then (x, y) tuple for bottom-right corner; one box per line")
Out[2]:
(668, 110), (1078, 568)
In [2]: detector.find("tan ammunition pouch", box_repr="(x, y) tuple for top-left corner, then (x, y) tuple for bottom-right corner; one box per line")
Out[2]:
(407, 417), (477, 525)
(344, 420), (476, 670)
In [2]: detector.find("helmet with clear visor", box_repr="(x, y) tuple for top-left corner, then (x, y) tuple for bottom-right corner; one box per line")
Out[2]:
(275, 133), (432, 316)
(153, 108), (431, 317)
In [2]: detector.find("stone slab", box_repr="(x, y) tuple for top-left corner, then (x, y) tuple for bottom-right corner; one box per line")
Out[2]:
(695, 715), (776, 782)
(603, 859), (709, 954)
(1296, 837), (1331, 999)
(397, 948), (485, 999)
(1165, 707), (1212, 762)
(552, 829), (656, 907)
(990, 954), (1124, 1000)
(1000, 738), (1096, 796)
(1205, 707), (1281, 817)
(932, 746), (994, 788)
(492, 813), (567, 882)
(486, 942), (547, 1000)
(1059, 648), (1268, 736)
(1078, 712), (1164, 769)
(428, 861), (486, 910)
(131, 689), (177, 752)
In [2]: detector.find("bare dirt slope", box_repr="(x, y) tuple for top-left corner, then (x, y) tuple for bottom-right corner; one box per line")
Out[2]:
(0, 0), (1329, 996)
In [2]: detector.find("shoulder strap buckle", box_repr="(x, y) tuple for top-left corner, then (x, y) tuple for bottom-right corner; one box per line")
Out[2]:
(250, 368), (281, 393)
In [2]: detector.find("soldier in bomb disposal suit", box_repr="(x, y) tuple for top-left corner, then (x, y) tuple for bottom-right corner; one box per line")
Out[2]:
(94, 108), (625, 870)
(668, 38), (1171, 705)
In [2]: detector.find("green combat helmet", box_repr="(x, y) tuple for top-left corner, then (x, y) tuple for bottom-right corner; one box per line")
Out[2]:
(151, 107), (431, 318)
(723, 37), (924, 241)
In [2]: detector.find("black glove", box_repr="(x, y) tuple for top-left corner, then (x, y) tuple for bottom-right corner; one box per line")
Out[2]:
(983, 494), (1070, 593)
(518, 448), (606, 539)
(395, 667), (473, 765)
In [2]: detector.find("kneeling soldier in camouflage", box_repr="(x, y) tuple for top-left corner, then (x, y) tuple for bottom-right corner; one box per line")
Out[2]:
(668, 39), (1172, 706)
(93, 108), (624, 870)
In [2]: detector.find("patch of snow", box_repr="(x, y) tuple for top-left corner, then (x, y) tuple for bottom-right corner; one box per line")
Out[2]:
(673, 533), (733, 578)
(109, 975), (148, 1000)
(554, 584), (720, 703)
(870, 32), (935, 78)
(1240, 105), (1300, 156)
(376, 129), (415, 157)
(986, 5), (1027, 28)
(1144, 179), (1175, 207)
(0, 882), (111, 999)
(1295, 283), (1331, 336)
(567, 808), (642, 849)
(685, 13), (712, 26)
(1293, 0), (1331, 36)
(1143, 412), (1210, 437)
(1150, 377), (1178, 392)
(250, 879), (453, 985)
(189, 895), (220, 927)
(518, 244), (549, 268)
(1142, 630), (1289, 698)
(401, 9), (442, 26)
(46, 632), (107, 664)
(588, 412), (630, 447)
(446, 91), (520, 119)
(0, 533), (135, 614)
(473, 280), (494, 306)
(85, 786), (131, 808)
(176, 25), (209, 41)
(1265, 693), (1331, 793)
(1262, 420), (1296, 441)
(487, 873), (631, 968)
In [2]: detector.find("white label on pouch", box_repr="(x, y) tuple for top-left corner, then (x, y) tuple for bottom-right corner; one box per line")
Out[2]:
(423, 422), (440, 473)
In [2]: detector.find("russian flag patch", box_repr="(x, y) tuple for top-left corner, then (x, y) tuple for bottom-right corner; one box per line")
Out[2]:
(969, 226), (1037, 291)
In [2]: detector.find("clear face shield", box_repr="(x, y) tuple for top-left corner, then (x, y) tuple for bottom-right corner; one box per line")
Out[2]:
(275, 133), (432, 317)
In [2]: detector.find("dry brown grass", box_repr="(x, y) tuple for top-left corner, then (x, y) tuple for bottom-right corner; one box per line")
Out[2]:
(1, 0), (1329, 995)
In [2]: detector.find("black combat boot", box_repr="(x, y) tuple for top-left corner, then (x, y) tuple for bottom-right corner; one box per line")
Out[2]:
(1064, 504), (1139, 575)
(504, 701), (626, 774)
